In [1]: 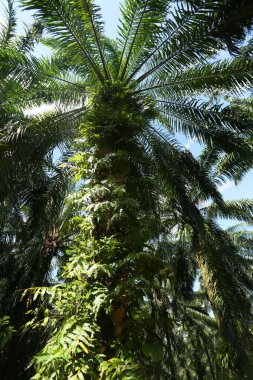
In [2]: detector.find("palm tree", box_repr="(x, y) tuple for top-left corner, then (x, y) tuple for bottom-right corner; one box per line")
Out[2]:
(2, 0), (253, 378)
(0, 0), (73, 308)
(0, 3), (83, 376)
(159, 146), (253, 376)
(0, 0), (88, 308)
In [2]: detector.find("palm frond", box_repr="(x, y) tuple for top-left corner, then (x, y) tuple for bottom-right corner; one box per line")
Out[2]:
(117, 0), (168, 80)
(134, 2), (222, 84)
(157, 98), (253, 158)
(21, 0), (105, 83)
(0, 0), (17, 44)
(136, 57), (253, 97)
(208, 200), (253, 224)
(72, 0), (110, 79)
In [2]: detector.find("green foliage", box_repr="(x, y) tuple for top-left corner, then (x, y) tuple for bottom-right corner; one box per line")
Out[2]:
(0, 316), (16, 350)
(99, 358), (141, 380)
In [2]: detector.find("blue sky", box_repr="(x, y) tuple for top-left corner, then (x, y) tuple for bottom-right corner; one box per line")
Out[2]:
(1, 0), (253, 228)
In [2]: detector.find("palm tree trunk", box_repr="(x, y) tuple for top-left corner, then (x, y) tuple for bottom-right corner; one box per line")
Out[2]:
(82, 95), (158, 358)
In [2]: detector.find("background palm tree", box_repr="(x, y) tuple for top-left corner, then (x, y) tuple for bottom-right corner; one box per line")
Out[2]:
(0, 3), (83, 376)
